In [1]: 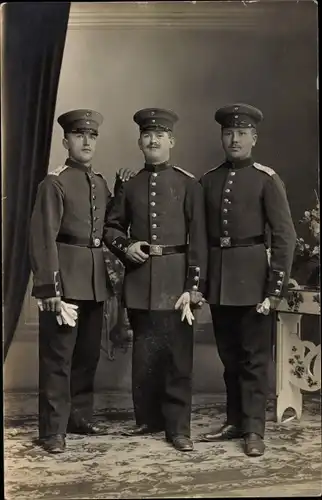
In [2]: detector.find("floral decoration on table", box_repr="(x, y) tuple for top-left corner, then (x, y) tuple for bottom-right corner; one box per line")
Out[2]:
(288, 342), (320, 391)
(291, 191), (320, 289)
(286, 288), (304, 313)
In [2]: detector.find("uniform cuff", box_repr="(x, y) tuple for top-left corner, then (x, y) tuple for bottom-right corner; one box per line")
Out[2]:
(32, 271), (62, 299)
(266, 269), (285, 297)
(111, 236), (131, 254)
(185, 266), (206, 294)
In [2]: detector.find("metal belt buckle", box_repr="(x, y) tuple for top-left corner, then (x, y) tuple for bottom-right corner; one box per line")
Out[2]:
(93, 238), (101, 247)
(149, 244), (163, 256)
(220, 237), (231, 248)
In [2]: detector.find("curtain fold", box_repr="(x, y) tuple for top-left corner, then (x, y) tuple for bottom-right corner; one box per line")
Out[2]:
(2, 2), (71, 360)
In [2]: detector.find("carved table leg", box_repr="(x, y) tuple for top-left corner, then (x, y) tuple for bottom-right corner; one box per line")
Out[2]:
(276, 313), (303, 423)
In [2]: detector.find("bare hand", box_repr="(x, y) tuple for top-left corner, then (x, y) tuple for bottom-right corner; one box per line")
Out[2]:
(41, 297), (62, 314)
(189, 291), (205, 308)
(268, 296), (282, 310)
(116, 168), (136, 182)
(126, 241), (150, 264)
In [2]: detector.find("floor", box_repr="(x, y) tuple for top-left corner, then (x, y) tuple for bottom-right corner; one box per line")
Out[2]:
(4, 392), (322, 499)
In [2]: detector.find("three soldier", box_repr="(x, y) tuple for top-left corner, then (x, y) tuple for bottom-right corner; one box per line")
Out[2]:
(29, 103), (296, 457)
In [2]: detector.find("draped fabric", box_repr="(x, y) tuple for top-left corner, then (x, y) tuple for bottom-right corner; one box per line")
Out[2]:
(101, 247), (133, 361)
(2, 2), (71, 359)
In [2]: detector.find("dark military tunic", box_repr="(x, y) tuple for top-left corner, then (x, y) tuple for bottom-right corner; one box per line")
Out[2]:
(200, 157), (297, 438)
(29, 158), (116, 438)
(30, 158), (114, 302)
(104, 162), (208, 437)
(200, 158), (297, 306)
(104, 162), (208, 310)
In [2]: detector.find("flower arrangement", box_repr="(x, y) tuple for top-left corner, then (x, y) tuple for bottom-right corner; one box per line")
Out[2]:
(292, 190), (320, 288)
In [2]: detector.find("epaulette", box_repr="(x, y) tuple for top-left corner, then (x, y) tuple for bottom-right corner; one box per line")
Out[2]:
(202, 164), (222, 176)
(173, 165), (195, 178)
(93, 170), (108, 183)
(253, 162), (276, 177)
(49, 164), (69, 176)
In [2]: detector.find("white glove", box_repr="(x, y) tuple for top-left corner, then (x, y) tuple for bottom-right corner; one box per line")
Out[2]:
(256, 297), (271, 315)
(174, 292), (195, 325)
(38, 300), (79, 327)
(58, 302), (79, 326)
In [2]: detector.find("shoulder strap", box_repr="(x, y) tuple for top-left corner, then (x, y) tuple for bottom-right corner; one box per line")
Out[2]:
(202, 164), (222, 176)
(173, 165), (195, 178)
(92, 170), (107, 181)
(48, 164), (69, 176)
(253, 162), (276, 177)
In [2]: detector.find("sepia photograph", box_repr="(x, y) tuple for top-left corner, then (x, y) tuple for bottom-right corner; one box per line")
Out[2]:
(2, 1), (320, 498)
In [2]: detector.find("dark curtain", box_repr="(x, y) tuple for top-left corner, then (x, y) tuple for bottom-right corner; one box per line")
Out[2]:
(2, 2), (71, 360)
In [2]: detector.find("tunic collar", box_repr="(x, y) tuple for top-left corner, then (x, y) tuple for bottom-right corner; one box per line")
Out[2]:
(144, 161), (170, 173)
(66, 157), (92, 173)
(225, 156), (254, 170)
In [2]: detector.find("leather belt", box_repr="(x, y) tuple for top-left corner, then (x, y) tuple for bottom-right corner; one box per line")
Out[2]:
(211, 235), (265, 248)
(141, 244), (187, 256)
(56, 234), (102, 248)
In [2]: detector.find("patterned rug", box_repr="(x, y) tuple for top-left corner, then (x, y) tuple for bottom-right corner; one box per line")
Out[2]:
(4, 393), (322, 499)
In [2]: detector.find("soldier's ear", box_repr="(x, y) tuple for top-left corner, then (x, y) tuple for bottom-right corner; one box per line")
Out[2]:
(62, 137), (69, 150)
(138, 137), (143, 151)
(251, 129), (258, 147)
(169, 134), (176, 149)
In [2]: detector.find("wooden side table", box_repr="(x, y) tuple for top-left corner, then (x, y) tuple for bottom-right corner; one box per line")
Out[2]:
(275, 287), (320, 423)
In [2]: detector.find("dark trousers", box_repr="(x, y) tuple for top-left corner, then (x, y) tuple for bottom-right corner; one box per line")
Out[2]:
(210, 305), (272, 438)
(38, 300), (104, 438)
(127, 309), (194, 438)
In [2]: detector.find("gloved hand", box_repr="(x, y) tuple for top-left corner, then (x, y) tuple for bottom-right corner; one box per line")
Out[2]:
(256, 297), (271, 315)
(175, 292), (195, 325)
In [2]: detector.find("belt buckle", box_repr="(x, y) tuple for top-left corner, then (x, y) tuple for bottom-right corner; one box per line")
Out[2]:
(149, 244), (163, 256)
(220, 237), (231, 248)
(93, 238), (101, 247)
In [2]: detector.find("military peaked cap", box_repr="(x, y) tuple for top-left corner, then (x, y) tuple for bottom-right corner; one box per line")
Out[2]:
(58, 109), (104, 134)
(133, 108), (179, 132)
(215, 103), (263, 129)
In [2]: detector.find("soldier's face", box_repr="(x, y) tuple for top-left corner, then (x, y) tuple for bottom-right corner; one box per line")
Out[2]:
(138, 130), (175, 164)
(63, 131), (98, 165)
(221, 127), (257, 160)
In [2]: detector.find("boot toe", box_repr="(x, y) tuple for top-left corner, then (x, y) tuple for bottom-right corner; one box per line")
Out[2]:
(200, 424), (241, 441)
(170, 435), (194, 452)
(244, 433), (265, 457)
(42, 434), (66, 454)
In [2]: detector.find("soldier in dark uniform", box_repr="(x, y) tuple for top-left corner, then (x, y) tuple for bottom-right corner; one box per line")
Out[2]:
(29, 109), (134, 453)
(103, 108), (208, 452)
(199, 103), (297, 456)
